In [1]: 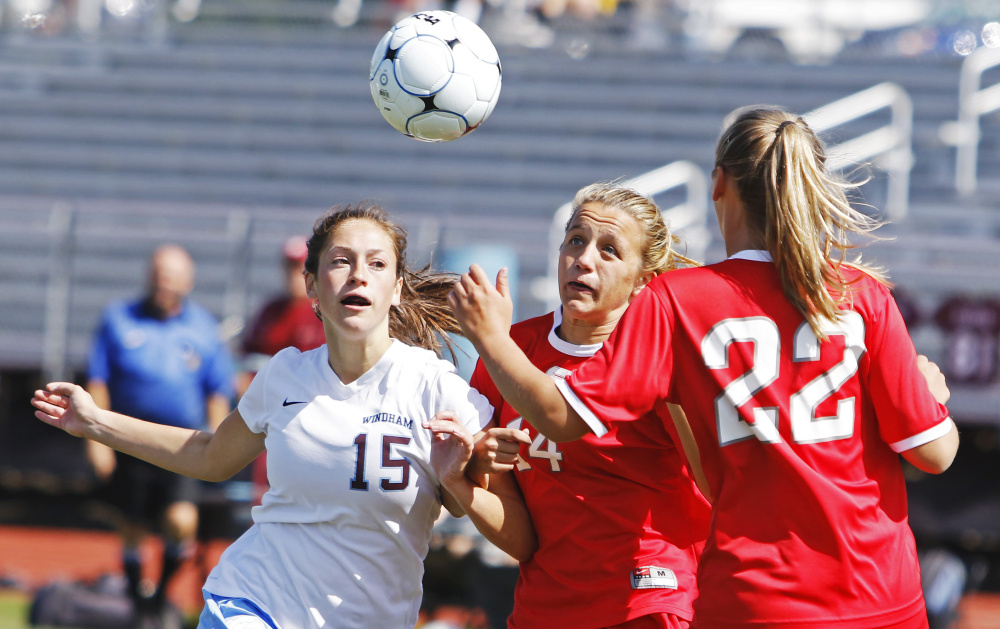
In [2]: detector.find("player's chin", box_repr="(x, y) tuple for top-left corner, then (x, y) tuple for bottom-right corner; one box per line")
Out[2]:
(332, 314), (381, 336)
(560, 298), (600, 319)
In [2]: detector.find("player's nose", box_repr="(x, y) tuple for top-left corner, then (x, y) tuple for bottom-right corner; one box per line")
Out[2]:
(349, 264), (369, 285)
(575, 243), (598, 271)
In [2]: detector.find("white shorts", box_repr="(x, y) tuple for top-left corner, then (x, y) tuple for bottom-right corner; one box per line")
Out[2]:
(198, 591), (280, 629)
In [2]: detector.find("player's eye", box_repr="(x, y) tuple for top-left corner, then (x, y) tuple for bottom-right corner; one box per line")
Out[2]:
(567, 235), (583, 247)
(602, 245), (619, 257)
(370, 260), (387, 270)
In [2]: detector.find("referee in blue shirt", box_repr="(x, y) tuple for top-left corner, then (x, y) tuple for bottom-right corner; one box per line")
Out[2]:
(86, 244), (234, 623)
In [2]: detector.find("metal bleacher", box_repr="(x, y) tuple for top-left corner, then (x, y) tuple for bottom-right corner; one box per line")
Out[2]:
(0, 1), (998, 422)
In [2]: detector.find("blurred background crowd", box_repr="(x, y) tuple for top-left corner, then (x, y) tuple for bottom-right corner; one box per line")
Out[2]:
(4, 0), (1000, 57)
(0, 1), (999, 628)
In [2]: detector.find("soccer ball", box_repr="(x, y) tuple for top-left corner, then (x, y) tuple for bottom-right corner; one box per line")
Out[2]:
(369, 11), (502, 142)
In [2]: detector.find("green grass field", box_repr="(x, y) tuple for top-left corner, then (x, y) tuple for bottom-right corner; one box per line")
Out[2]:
(0, 592), (30, 629)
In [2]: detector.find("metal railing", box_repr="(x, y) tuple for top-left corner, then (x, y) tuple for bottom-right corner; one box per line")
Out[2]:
(938, 46), (1000, 197)
(531, 160), (711, 313)
(804, 81), (913, 220)
(41, 204), (76, 383)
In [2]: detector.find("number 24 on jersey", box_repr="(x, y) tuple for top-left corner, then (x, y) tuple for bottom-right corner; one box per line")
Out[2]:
(506, 417), (564, 472)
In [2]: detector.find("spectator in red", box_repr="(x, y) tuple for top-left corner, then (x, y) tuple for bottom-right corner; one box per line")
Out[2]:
(240, 236), (326, 374)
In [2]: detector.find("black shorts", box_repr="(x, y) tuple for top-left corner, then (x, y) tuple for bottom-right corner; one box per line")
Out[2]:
(101, 454), (201, 528)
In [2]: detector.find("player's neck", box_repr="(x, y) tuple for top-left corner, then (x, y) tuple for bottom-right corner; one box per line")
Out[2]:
(556, 315), (616, 347)
(325, 334), (393, 384)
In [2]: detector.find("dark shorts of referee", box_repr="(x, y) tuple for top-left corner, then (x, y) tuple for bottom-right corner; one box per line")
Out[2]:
(100, 454), (201, 529)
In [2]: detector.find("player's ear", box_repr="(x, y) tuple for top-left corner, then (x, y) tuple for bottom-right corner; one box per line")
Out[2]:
(391, 276), (403, 307)
(305, 272), (317, 300)
(630, 270), (655, 300)
(711, 167), (726, 202)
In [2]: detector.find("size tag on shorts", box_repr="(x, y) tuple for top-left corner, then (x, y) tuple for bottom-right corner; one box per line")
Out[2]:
(630, 566), (678, 590)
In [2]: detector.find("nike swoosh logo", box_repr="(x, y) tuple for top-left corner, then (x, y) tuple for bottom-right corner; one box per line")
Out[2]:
(283, 398), (307, 407)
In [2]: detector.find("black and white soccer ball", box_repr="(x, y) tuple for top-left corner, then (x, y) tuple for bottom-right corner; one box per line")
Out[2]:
(369, 11), (502, 142)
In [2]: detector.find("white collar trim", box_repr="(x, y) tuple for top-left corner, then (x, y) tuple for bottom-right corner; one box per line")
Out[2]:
(729, 250), (772, 262)
(547, 308), (603, 358)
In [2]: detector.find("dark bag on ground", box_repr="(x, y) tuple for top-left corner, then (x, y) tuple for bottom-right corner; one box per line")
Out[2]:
(28, 575), (133, 629)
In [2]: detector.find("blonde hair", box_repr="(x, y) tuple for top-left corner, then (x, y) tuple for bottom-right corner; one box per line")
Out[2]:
(569, 182), (698, 276)
(714, 106), (889, 339)
(305, 202), (461, 358)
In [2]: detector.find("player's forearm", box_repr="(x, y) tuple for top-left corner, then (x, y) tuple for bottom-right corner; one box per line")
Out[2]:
(442, 476), (536, 563)
(464, 454), (490, 489)
(83, 409), (221, 481)
(475, 334), (585, 442)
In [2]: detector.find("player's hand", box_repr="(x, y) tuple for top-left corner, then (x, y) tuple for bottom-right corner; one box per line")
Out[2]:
(917, 355), (950, 405)
(448, 265), (513, 352)
(31, 383), (102, 439)
(425, 411), (476, 490)
(470, 427), (531, 478)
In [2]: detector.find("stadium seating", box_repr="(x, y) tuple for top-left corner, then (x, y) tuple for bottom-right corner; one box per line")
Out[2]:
(0, 0), (997, 423)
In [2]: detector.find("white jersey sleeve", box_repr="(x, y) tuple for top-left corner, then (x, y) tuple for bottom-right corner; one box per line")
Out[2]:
(237, 346), (300, 434)
(431, 366), (493, 436)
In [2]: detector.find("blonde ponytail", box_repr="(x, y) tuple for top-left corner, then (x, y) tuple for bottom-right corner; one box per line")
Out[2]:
(715, 107), (889, 339)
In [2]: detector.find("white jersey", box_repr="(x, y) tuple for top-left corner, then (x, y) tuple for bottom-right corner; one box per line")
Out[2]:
(204, 340), (492, 629)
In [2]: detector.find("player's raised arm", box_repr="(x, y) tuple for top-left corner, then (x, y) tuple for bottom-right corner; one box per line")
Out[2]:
(32, 382), (263, 482)
(449, 264), (589, 442)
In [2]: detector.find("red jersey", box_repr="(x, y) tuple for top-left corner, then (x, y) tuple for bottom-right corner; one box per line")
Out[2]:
(242, 296), (325, 359)
(563, 252), (953, 628)
(471, 310), (710, 629)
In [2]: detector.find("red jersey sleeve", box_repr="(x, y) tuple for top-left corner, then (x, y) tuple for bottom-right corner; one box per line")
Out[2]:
(863, 282), (951, 450)
(562, 284), (673, 434)
(469, 357), (502, 426)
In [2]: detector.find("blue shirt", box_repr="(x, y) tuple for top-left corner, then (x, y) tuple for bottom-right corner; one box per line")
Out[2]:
(88, 298), (234, 429)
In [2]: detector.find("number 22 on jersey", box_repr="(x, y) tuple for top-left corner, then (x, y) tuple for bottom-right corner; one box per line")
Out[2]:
(703, 312), (866, 447)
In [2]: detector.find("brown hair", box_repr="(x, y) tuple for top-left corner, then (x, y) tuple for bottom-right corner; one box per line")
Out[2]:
(714, 106), (888, 339)
(305, 202), (461, 358)
(569, 182), (698, 277)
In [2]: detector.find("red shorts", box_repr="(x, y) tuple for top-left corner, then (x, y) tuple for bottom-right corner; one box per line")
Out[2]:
(605, 613), (690, 629)
(689, 608), (928, 629)
(884, 610), (930, 629)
